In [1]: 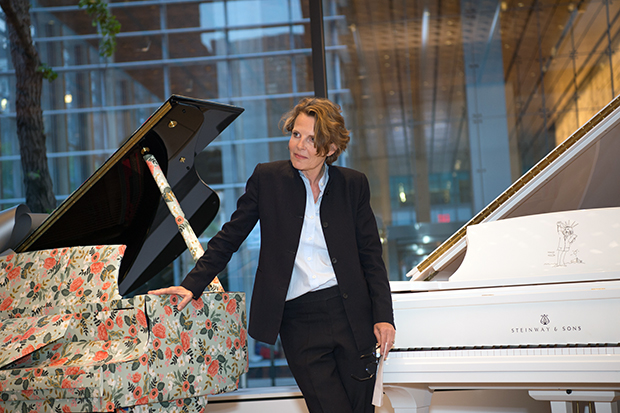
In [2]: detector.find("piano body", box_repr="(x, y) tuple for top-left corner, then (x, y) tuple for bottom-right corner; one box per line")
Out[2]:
(0, 96), (248, 412)
(383, 94), (620, 413)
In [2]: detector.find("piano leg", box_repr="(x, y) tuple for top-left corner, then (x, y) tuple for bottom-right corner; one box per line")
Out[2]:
(529, 391), (620, 413)
(549, 401), (572, 413)
(383, 385), (433, 413)
(594, 400), (619, 413)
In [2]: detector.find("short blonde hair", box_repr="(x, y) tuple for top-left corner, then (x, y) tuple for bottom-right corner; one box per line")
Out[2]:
(281, 97), (350, 165)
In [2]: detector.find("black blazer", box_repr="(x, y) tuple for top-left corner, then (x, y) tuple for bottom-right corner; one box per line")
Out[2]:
(181, 160), (394, 350)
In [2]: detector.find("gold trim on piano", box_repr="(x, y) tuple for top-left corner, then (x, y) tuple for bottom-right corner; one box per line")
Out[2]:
(416, 94), (620, 280)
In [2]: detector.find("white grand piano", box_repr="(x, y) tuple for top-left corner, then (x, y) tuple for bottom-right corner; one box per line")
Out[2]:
(383, 95), (620, 413)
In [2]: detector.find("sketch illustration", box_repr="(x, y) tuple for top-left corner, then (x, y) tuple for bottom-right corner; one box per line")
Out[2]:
(555, 220), (581, 267)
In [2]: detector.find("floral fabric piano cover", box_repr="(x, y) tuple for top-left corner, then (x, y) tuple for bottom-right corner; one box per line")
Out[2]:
(0, 245), (248, 412)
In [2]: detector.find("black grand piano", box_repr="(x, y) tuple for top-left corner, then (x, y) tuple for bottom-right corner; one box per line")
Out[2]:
(0, 96), (248, 412)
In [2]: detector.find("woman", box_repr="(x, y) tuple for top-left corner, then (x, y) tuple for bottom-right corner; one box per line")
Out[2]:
(150, 97), (395, 413)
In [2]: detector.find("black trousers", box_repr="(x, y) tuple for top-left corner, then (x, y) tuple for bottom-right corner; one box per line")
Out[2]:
(279, 286), (376, 413)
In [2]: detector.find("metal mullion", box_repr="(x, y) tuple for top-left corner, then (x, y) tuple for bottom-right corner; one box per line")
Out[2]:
(309, 0), (327, 98)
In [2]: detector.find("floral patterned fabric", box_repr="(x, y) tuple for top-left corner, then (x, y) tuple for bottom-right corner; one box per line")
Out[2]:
(0, 245), (124, 318)
(0, 246), (248, 412)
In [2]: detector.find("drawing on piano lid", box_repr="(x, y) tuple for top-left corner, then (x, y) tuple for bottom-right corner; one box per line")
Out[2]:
(446, 207), (620, 285)
(553, 219), (583, 267)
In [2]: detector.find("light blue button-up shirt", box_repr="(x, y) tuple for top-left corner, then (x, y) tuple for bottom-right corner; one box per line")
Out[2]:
(285, 164), (338, 301)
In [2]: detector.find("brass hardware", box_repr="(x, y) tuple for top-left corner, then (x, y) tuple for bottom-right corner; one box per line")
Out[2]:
(168, 120), (177, 128)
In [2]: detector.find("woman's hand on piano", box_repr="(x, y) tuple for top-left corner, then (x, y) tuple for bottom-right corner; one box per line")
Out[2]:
(148, 286), (194, 311)
(374, 322), (396, 358)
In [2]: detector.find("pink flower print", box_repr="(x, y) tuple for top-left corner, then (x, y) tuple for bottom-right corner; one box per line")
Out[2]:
(208, 360), (219, 376)
(130, 372), (142, 383)
(97, 324), (109, 341)
(191, 297), (204, 309)
(65, 367), (81, 376)
(50, 357), (68, 367)
(139, 354), (148, 365)
(136, 310), (147, 329)
(43, 257), (56, 269)
(69, 277), (83, 292)
(21, 344), (34, 356)
(164, 306), (172, 316)
(0, 297), (13, 311)
(152, 323), (166, 339)
(180, 332), (190, 352)
(90, 262), (104, 274)
(93, 351), (108, 362)
(165, 347), (172, 360)
(20, 327), (36, 341)
(133, 386), (143, 399)
(226, 299), (237, 314)
(174, 345), (183, 357)
(7, 267), (21, 280)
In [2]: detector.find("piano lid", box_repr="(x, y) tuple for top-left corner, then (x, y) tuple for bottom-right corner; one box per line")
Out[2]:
(407, 94), (620, 282)
(15, 95), (244, 295)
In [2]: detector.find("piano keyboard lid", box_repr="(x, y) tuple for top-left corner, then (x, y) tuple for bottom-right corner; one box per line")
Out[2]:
(401, 94), (620, 289)
(14, 95), (244, 295)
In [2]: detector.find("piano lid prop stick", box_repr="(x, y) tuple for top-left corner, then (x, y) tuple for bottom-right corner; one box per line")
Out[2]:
(142, 150), (224, 293)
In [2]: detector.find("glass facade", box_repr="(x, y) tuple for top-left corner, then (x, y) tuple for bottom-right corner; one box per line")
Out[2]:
(1, 0), (619, 388)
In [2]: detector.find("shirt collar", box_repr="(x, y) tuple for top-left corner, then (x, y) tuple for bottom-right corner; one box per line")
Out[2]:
(298, 163), (329, 188)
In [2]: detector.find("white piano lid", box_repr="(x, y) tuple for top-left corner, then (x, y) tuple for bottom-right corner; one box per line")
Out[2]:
(393, 206), (620, 293)
(407, 94), (620, 281)
(455, 206), (620, 280)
